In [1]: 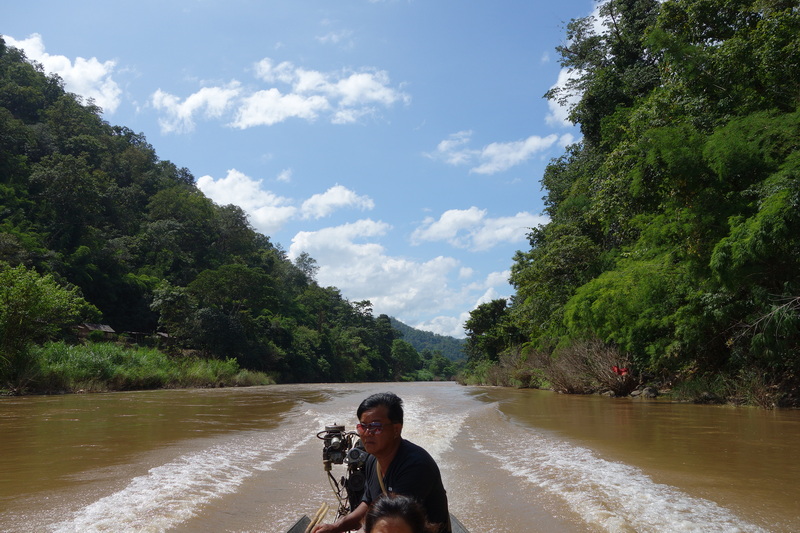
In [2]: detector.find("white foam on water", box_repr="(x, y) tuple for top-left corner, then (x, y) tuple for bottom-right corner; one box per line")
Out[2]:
(400, 394), (470, 462)
(471, 405), (769, 533)
(50, 405), (330, 533)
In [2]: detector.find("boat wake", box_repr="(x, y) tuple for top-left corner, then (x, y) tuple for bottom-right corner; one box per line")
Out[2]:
(49, 403), (335, 533)
(470, 405), (768, 533)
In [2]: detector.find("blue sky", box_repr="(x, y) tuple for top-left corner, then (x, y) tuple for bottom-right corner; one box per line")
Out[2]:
(3, 0), (589, 338)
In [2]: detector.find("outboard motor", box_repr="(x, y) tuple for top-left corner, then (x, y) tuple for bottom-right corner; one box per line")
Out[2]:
(317, 424), (369, 517)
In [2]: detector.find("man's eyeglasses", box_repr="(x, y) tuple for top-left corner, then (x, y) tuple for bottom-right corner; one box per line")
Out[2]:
(356, 422), (389, 435)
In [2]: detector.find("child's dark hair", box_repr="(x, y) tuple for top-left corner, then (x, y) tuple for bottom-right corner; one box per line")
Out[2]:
(357, 392), (404, 424)
(364, 494), (434, 533)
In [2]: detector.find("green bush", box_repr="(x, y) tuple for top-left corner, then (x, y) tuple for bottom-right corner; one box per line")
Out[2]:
(670, 374), (728, 404)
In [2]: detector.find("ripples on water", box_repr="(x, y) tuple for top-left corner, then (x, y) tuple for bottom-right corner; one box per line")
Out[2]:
(1, 383), (793, 533)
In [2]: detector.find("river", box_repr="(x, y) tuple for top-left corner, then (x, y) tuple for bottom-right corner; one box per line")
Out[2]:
(0, 382), (798, 532)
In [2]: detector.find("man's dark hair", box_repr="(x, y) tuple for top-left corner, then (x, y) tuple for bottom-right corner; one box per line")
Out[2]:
(364, 494), (433, 533)
(357, 392), (404, 424)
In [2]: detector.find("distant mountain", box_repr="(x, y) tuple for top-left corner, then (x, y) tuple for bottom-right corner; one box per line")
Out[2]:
(390, 318), (466, 361)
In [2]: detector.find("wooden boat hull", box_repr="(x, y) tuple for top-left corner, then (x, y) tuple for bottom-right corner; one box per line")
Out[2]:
(286, 515), (310, 533)
(287, 513), (469, 532)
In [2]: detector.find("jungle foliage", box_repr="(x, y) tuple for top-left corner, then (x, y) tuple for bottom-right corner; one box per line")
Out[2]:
(463, 0), (800, 406)
(0, 37), (459, 392)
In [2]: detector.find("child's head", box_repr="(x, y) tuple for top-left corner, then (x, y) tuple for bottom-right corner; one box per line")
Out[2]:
(364, 494), (433, 533)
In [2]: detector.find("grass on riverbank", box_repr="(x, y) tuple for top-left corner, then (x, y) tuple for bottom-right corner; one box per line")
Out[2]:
(3, 341), (274, 394)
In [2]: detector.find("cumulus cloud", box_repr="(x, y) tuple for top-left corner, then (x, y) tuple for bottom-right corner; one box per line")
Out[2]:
(151, 83), (241, 133)
(4, 33), (122, 114)
(472, 135), (562, 174)
(289, 220), (478, 332)
(301, 184), (375, 219)
(413, 313), (471, 339)
(411, 207), (486, 246)
(196, 170), (375, 234)
(252, 59), (409, 124)
(231, 88), (329, 128)
(411, 207), (548, 251)
(196, 169), (296, 235)
(427, 130), (573, 174)
(412, 270), (513, 337)
(151, 57), (409, 133)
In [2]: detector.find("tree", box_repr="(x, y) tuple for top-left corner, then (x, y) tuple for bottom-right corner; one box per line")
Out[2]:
(294, 252), (319, 283)
(390, 339), (421, 379)
(0, 263), (99, 391)
(464, 299), (516, 363)
(545, 0), (661, 146)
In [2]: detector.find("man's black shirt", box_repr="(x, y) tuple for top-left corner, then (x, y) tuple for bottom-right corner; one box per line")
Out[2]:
(362, 439), (451, 532)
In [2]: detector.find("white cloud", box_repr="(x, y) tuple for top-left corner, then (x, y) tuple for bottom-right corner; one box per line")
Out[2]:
(254, 58), (296, 84)
(250, 59), (409, 125)
(196, 170), (375, 233)
(196, 169), (296, 235)
(411, 207), (548, 251)
(469, 212), (548, 251)
(412, 207), (486, 246)
(5, 33), (122, 114)
(459, 267), (475, 279)
(153, 57), (409, 132)
(471, 134), (561, 174)
(276, 169), (293, 183)
(430, 130), (477, 165)
(412, 270), (512, 337)
(288, 220), (471, 325)
(230, 88), (329, 128)
(412, 314), (471, 339)
(483, 270), (511, 288)
(301, 184), (375, 219)
(332, 71), (407, 107)
(284, 219), (520, 338)
(427, 131), (566, 175)
(151, 83), (241, 133)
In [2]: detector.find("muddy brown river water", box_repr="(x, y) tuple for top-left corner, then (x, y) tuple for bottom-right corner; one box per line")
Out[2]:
(1, 382), (798, 532)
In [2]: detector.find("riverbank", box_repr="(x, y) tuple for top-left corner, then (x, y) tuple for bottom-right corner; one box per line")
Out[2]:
(457, 346), (800, 409)
(1, 341), (274, 396)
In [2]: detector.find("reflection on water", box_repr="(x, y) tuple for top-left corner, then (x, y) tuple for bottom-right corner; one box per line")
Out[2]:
(1, 383), (798, 532)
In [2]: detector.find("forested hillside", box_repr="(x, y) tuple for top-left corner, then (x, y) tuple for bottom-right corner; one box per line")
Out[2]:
(463, 0), (800, 407)
(0, 37), (442, 388)
(389, 317), (466, 360)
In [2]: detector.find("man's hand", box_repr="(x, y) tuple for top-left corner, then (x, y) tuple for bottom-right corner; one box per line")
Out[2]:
(310, 501), (368, 533)
(311, 524), (339, 533)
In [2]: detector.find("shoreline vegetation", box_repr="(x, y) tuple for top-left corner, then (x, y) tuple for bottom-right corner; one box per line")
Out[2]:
(5, 341), (275, 396)
(3, 335), (795, 411)
(456, 337), (799, 410)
